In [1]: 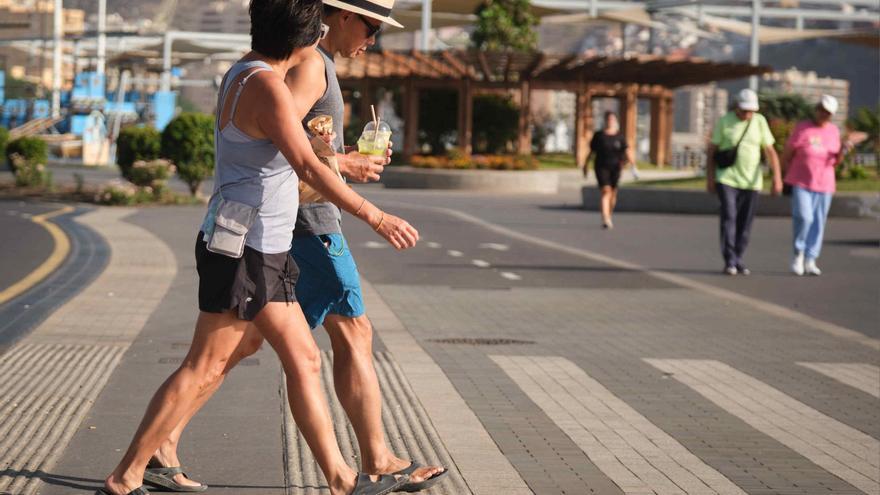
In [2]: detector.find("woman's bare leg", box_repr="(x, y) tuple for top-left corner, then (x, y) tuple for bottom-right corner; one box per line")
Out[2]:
(102, 311), (249, 495)
(601, 186), (614, 225)
(152, 326), (265, 487)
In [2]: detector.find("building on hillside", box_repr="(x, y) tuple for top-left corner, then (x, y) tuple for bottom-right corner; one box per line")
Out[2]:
(762, 68), (850, 127)
(0, 0), (85, 40)
(173, 0), (249, 34)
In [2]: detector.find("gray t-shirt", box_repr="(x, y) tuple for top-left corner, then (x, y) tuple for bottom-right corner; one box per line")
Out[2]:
(295, 45), (344, 238)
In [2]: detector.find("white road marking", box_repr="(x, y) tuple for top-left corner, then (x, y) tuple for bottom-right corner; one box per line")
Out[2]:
(363, 241), (388, 249)
(500, 272), (521, 281)
(645, 359), (880, 495)
(492, 355), (747, 495)
(447, 250), (463, 257)
(797, 362), (880, 398)
(479, 243), (510, 251)
(426, 241), (442, 249)
(373, 200), (879, 350)
(471, 259), (491, 268)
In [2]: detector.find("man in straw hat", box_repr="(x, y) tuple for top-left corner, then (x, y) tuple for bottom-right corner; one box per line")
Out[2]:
(143, 1), (447, 493)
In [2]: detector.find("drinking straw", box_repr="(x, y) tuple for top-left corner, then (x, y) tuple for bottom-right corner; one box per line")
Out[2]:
(370, 104), (381, 147)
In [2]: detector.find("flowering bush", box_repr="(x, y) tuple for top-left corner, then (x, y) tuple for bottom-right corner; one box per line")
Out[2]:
(94, 180), (160, 205)
(10, 153), (52, 188)
(96, 180), (138, 205)
(127, 159), (176, 197)
(410, 152), (539, 171)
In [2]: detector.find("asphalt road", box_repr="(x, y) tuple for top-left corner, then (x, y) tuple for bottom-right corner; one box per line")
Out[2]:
(348, 185), (879, 339)
(0, 200), (56, 293)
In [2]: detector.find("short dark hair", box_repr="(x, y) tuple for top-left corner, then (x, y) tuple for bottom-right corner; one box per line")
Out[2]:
(323, 5), (342, 17)
(250, 0), (323, 60)
(604, 111), (617, 120)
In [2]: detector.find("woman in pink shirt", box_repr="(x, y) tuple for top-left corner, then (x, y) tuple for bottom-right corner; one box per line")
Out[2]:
(782, 95), (853, 276)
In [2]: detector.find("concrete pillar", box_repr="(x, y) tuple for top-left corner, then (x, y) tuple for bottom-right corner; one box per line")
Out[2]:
(574, 89), (593, 167)
(517, 80), (531, 155)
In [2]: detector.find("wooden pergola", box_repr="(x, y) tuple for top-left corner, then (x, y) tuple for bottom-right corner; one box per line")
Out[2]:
(335, 50), (772, 166)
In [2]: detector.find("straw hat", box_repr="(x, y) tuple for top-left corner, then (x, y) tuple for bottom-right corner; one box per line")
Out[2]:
(323, 0), (404, 28)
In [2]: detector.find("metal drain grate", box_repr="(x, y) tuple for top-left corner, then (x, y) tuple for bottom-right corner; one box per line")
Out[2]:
(427, 337), (535, 346)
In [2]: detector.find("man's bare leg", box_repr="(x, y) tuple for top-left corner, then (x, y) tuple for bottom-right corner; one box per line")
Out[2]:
(324, 314), (445, 483)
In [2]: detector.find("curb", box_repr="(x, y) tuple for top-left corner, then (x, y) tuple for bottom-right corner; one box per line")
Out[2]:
(581, 186), (880, 219)
(381, 166), (559, 193)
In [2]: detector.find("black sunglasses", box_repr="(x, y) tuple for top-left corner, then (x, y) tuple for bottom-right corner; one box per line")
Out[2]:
(357, 14), (382, 39)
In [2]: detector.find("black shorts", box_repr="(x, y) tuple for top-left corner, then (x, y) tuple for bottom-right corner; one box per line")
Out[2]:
(195, 232), (299, 321)
(595, 167), (621, 188)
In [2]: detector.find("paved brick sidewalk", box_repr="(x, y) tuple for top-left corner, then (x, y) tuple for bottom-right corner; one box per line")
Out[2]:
(1, 198), (877, 495)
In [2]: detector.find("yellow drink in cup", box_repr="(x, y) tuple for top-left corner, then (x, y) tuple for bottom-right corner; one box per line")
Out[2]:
(357, 121), (392, 156)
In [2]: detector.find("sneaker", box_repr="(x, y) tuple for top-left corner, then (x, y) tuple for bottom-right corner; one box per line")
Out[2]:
(791, 252), (805, 276)
(805, 258), (822, 276)
(602, 220), (614, 230)
(724, 266), (738, 276)
(736, 265), (751, 276)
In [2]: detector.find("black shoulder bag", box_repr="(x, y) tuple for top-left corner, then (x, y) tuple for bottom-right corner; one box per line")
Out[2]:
(714, 117), (753, 169)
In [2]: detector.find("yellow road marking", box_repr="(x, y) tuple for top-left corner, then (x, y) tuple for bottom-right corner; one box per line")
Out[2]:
(0, 205), (74, 305)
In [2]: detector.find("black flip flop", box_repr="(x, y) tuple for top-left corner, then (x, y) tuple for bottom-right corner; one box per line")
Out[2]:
(350, 472), (408, 495)
(94, 487), (150, 495)
(392, 461), (449, 493)
(143, 466), (208, 493)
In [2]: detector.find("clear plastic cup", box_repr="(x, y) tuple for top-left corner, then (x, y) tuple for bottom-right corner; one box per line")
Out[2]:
(357, 121), (392, 156)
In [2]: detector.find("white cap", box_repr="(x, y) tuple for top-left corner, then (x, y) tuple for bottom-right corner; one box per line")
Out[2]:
(736, 89), (759, 112)
(819, 94), (839, 115)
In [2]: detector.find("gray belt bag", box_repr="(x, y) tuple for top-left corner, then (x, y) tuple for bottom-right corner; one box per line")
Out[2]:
(206, 172), (293, 258)
(207, 197), (259, 258)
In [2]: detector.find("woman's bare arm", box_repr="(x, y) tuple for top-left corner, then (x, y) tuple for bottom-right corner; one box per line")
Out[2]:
(253, 74), (418, 249)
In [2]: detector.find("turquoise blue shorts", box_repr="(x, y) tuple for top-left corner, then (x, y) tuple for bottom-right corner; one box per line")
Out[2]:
(290, 233), (365, 329)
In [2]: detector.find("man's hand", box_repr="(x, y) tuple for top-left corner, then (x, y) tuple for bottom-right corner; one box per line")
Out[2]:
(318, 132), (336, 145)
(771, 177), (783, 196)
(340, 152), (386, 183)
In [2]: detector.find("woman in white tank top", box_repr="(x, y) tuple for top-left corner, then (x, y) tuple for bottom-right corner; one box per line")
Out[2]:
(97, 2), (417, 495)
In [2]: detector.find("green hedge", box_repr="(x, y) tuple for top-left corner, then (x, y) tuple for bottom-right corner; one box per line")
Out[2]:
(161, 113), (214, 196)
(0, 127), (9, 168)
(117, 126), (161, 180)
(6, 137), (48, 172)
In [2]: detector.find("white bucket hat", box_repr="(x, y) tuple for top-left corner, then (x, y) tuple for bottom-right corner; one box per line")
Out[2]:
(819, 94), (839, 115)
(323, 0), (404, 28)
(736, 88), (760, 112)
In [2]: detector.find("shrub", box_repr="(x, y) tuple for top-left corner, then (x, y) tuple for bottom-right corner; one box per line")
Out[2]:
(161, 113), (214, 196)
(127, 159), (176, 197)
(847, 164), (870, 180)
(117, 126), (161, 180)
(0, 127), (9, 167)
(6, 137), (48, 172)
(95, 181), (139, 205)
(10, 154), (52, 188)
(473, 95), (520, 154)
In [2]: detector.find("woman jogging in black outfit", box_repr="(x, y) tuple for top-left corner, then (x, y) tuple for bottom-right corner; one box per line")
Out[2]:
(583, 111), (635, 229)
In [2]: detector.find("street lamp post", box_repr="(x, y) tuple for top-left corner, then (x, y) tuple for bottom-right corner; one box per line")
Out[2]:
(97, 0), (107, 76)
(52, 0), (62, 118)
(420, 0), (432, 51)
(749, 0), (761, 91)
